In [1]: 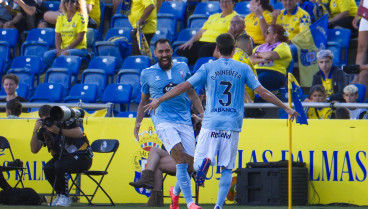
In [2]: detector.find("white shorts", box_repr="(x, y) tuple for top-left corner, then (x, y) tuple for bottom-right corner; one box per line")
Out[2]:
(155, 123), (195, 157)
(360, 1), (368, 31)
(194, 128), (239, 169)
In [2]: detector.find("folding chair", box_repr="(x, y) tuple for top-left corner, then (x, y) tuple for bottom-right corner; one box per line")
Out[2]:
(68, 139), (119, 206)
(0, 136), (26, 188)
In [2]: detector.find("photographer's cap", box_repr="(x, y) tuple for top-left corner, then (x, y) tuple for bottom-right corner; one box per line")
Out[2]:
(317, 49), (333, 60)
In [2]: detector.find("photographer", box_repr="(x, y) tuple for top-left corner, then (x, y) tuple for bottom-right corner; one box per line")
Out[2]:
(30, 105), (92, 207)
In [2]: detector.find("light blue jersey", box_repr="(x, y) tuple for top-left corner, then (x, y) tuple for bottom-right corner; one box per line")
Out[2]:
(141, 62), (192, 126)
(188, 58), (261, 131)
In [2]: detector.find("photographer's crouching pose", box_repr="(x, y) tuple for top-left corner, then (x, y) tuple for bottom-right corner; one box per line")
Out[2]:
(30, 105), (93, 207)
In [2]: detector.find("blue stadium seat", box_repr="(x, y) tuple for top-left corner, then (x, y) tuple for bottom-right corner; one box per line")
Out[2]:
(0, 58), (6, 75)
(116, 69), (140, 101)
(0, 28), (18, 64)
(63, 83), (99, 103)
(158, 1), (186, 30)
(96, 1), (106, 40)
(95, 27), (132, 68)
(122, 55), (151, 72)
(7, 68), (35, 91)
(88, 56), (117, 76)
(173, 28), (200, 52)
(187, 2), (221, 27)
(21, 28), (55, 58)
(102, 83), (133, 112)
(44, 68), (73, 97)
(191, 56), (216, 74)
(150, 28), (174, 46)
(272, 1), (284, 10)
(111, 14), (132, 29)
(29, 83), (64, 103)
(327, 29), (351, 67)
(52, 55), (82, 83)
(157, 16), (178, 38)
(354, 84), (366, 103)
(87, 28), (98, 57)
(187, 16), (208, 28)
(81, 69), (108, 98)
(11, 56), (44, 76)
(234, 1), (251, 16)
(172, 56), (188, 64)
(116, 111), (137, 117)
(44, 1), (60, 11)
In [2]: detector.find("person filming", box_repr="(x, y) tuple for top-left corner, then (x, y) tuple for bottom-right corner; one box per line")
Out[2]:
(30, 105), (92, 207)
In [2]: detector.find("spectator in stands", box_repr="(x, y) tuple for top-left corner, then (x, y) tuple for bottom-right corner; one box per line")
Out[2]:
(271, 0), (310, 59)
(333, 107), (351, 119)
(1, 0), (49, 31)
(233, 34), (257, 103)
(176, 0), (238, 65)
(317, 0), (358, 33)
(250, 24), (292, 90)
(6, 98), (22, 118)
(304, 84), (333, 119)
(128, 0), (157, 55)
(244, 0), (273, 45)
(342, 84), (367, 119)
(30, 105), (92, 207)
(311, 49), (348, 102)
(0, 74), (27, 112)
(0, 0), (14, 28)
(43, 0), (100, 29)
(43, 0), (88, 67)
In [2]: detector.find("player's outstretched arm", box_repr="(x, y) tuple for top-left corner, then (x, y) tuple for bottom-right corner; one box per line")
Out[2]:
(134, 93), (150, 141)
(144, 81), (193, 113)
(186, 87), (204, 116)
(255, 85), (299, 120)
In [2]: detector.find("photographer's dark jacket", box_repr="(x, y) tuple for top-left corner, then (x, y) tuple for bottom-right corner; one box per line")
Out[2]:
(37, 125), (90, 157)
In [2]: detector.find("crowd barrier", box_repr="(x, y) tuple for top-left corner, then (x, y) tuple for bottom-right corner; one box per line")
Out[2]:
(0, 116), (367, 205)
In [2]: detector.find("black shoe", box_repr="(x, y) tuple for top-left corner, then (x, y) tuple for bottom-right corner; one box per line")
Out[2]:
(343, 65), (360, 74)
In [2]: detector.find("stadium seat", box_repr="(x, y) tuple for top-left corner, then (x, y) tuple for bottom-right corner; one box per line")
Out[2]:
(122, 55), (151, 72)
(7, 68), (35, 92)
(187, 16), (208, 28)
(158, 1), (186, 30)
(116, 69), (140, 101)
(327, 28), (351, 67)
(43, 1), (60, 11)
(354, 84), (366, 103)
(172, 56), (188, 64)
(0, 28), (18, 65)
(29, 83), (64, 103)
(102, 83), (133, 112)
(234, 1), (251, 16)
(111, 14), (133, 29)
(63, 83), (99, 103)
(44, 68), (73, 97)
(11, 56), (44, 76)
(272, 1), (284, 10)
(87, 28), (98, 57)
(52, 55), (82, 83)
(157, 16), (178, 38)
(96, 1), (106, 40)
(187, 2), (221, 27)
(0, 58), (5, 75)
(172, 28), (200, 52)
(81, 69), (108, 98)
(192, 56), (216, 74)
(116, 111), (137, 117)
(88, 56), (117, 76)
(21, 28), (55, 58)
(150, 28), (174, 46)
(95, 27), (132, 68)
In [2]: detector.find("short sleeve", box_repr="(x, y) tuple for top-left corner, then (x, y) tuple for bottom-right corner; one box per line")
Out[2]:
(187, 65), (207, 88)
(274, 43), (292, 59)
(140, 70), (150, 94)
(76, 13), (88, 33)
(142, 0), (155, 7)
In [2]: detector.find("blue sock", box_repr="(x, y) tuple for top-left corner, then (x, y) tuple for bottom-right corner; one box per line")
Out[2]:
(216, 169), (232, 207)
(173, 181), (181, 196)
(176, 164), (194, 206)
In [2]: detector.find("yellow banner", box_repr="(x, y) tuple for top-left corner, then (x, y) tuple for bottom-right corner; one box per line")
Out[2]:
(0, 118), (367, 205)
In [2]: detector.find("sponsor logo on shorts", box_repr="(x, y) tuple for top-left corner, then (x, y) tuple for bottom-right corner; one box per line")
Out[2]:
(211, 131), (231, 139)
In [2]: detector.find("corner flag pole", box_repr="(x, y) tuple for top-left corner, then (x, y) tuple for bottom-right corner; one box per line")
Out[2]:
(287, 73), (293, 209)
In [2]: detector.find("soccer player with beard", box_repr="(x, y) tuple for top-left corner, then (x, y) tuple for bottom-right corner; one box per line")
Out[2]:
(134, 38), (204, 209)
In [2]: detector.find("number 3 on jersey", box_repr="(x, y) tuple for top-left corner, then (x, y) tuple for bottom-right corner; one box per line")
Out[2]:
(219, 81), (232, 106)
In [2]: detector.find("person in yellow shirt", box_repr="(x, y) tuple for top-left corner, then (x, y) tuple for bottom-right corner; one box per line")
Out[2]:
(86, 0), (100, 28)
(250, 24), (292, 90)
(319, 0), (358, 32)
(176, 0), (237, 65)
(244, 0), (273, 45)
(304, 84), (333, 119)
(43, 0), (88, 67)
(129, 0), (157, 55)
(233, 34), (257, 102)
